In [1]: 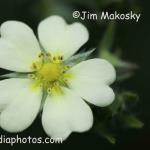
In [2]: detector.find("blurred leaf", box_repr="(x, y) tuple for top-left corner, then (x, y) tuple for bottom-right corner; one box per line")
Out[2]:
(116, 72), (134, 81)
(64, 49), (95, 66)
(99, 23), (127, 68)
(99, 23), (139, 81)
(116, 62), (139, 82)
(121, 115), (144, 129)
(109, 94), (123, 116)
(96, 124), (116, 144)
(99, 22), (115, 52)
(109, 92), (138, 115)
(121, 92), (139, 102)
(100, 46), (139, 70)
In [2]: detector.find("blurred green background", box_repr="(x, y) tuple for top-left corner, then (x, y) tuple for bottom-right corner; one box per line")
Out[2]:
(0, 0), (150, 149)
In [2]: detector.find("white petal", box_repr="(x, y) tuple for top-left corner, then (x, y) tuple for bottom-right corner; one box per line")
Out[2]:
(0, 79), (42, 132)
(0, 21), (41, 72)
(68, 59), (116, 107)
(38, 15), (89, 59)
(42, 88), (93, 140)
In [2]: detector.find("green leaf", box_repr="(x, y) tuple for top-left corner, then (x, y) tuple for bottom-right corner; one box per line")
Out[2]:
(99, 22), (115, 52)
(99, 22), (138, 81)
(109, 92), (138, 115)
(116, 72), (134, 82)
(101, 49), (139, 71)
(64, 49), (95, 66)
(96, 124), (116, 144)
(121, 92), (139, 102)
(98, 22), (127, 69)
(109, 94), (124, 116)
(121, 115), (144, 129)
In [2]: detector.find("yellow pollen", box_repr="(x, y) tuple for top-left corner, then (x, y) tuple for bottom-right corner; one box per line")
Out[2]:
(38, 63), (61, 82)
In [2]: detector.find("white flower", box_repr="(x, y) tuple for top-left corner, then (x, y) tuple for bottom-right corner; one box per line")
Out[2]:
(0, 16), (116, 140)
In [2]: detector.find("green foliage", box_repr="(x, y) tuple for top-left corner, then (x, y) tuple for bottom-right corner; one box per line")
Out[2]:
(94, 91), (143, 144)
(109, 92), (139, 115)
(95, 124), (116, 144)
(99, 22), (115, 52)
(96, 123), (116, 144)
(99, 21), (139, 82)
(121, 114), (144, 129)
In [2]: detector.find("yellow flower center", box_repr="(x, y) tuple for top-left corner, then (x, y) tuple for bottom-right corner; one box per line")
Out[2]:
(38, 63), (61, 82)
(29, 52), (72, 95)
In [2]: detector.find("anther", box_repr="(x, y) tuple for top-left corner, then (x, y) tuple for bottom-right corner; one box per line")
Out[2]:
(46, 53), (51, 57)
(53, 82), (59, 87)
(62, 70), (66, 74)
(47, 88), (51, 94)
(60, 56), (63, 60)
(32, 63), (37, 70)
(28, 74), (36, 79)
(53, 57), (56, 61)
(58, 56), (63, 61)
(38, 52), (44, 58)
(64, 65), (70, 70)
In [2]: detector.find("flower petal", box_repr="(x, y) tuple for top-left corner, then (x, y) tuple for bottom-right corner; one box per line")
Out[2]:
(0, 79), (42, 132)
(42, 88), (93, 140)
(38, 15), (89, 59)
(68, 58), (116, 107)
(0, 21), (41, 72)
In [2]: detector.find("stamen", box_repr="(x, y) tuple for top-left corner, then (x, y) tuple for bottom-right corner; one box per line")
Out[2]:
(46, 52), (51, 57)
(47, 88), (51, 94)
(32, 63), (37, 70)
(53, 56), (56, 61)
(62, 70), (66, 74)
(28, 74), (36, 79)
(58, 56), (63, 61)
(38, 52), (44, 58)
(64, 65), (70, 71)
(30, 52), (72, 96)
